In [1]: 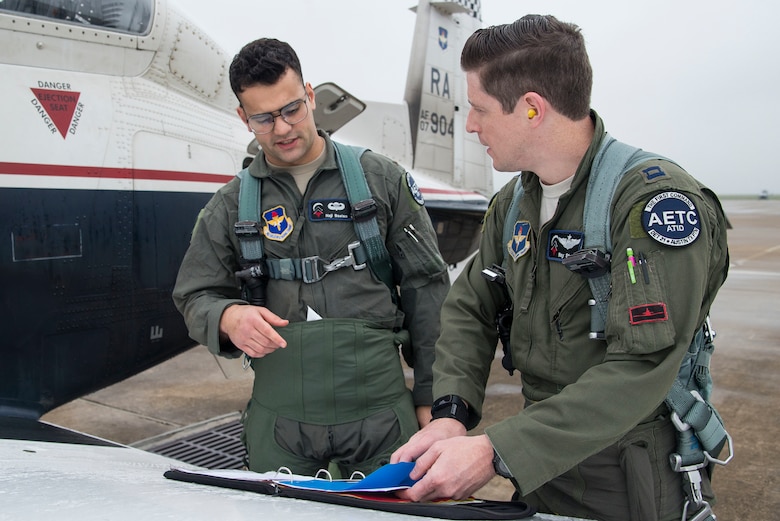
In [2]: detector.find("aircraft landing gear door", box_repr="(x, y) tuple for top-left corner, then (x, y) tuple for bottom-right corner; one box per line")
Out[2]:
(312, 83), (366, 135)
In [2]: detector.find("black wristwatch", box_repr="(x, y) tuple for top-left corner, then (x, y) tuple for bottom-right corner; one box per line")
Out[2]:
(430, 394), (470, 427)
(492, 448), (513, 478)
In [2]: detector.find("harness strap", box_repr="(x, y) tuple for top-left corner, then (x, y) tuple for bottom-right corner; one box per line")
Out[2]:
(234, 144), (395, 292)
(333, 142), (395, 292)
(583, 135), (672, 336)
(264, 241), (368, 283)
(236, 169), (264, 263)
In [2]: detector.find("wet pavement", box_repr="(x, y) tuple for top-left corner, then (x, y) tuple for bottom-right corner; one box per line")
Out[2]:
(42, 198), (780, 520)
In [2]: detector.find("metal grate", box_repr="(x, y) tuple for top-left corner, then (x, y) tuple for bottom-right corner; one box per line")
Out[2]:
(142, 416), (246, 469)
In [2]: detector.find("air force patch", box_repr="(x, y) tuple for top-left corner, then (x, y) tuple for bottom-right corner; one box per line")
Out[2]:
(507, 220), (531, 261)
(642, 191), (700, 247)
(262, 205), (293, 241)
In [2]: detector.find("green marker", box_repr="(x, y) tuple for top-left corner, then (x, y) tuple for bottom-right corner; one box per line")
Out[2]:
(626, 248), (637, 284)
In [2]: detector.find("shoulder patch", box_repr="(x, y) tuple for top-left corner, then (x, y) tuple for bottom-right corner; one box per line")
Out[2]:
(406, 172), (425, 206)
(507, 220), (531, 261)
(547, 230), (584, 262)
(641, 191), (700, 247)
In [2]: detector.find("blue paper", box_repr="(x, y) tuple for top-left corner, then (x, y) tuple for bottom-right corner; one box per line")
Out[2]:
(278, 462), (418, 492)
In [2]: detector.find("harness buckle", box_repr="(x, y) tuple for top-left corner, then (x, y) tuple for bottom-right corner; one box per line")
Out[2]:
(670, 390), (734, 467)
(301, 256), (326, 283)
(352, 198), (378, 222)
(702, 316), (716, 343)
(234, 220), (261, 238)
(681, 498), (715, 521)
(301, 242), (367, 283)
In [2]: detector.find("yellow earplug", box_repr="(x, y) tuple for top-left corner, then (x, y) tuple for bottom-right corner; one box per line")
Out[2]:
(527, 108), (537, 119)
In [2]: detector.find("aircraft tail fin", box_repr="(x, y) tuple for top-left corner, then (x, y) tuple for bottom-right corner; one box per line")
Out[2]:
(404, 0), (492, 195)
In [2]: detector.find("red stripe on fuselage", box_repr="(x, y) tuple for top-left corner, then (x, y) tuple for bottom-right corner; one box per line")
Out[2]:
(0, 162), (234, 184)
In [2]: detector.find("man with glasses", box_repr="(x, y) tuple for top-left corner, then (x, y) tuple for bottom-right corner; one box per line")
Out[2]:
(173, 38), (450, 477)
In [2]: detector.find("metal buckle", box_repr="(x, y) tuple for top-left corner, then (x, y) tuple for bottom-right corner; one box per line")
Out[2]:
(681, 497), (715, 521)
(300, 242), (367, 283)
(706, 431), (733, 466)
(234, 220), (261, 237)
(702, 316), (716, 342)
(670, 390), (734, 467)
(301, 256), (326, 283)
(346, 241), (367, 271)
(352, 198), (378, 222)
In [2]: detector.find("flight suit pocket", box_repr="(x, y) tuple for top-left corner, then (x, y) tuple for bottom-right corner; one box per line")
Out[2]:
(608, 249), (676, 355)
(393, 228), (447, 288)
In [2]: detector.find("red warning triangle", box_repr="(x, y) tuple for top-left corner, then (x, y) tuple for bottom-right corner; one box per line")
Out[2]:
(31, 88), (81, 139)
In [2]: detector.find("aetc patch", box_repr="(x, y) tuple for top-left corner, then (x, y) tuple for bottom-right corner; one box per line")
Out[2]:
(262, 205), (293, 241)
(642, 191), (700, 247)
(547, 230), (584, 262)
(406, 172), (425, 206)
(507, 220), (531, 261)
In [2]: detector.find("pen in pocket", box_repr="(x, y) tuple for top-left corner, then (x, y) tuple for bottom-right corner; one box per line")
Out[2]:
(638, 251), (650, 284)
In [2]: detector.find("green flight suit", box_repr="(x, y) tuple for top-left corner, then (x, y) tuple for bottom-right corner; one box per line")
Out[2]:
(433, 113), (729, 521)
(173, 131), (450, 476)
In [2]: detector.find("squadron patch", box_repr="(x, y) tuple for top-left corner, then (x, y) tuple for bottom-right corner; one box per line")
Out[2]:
(406, 172), (425, 206)
(629, 302), (669, 325)
(309, 199), (351, 221)
(547, 230), (584, 262)
(642, 191), (700, 247)
(507, 220), (531, 261)
(262, 205), (293, 241)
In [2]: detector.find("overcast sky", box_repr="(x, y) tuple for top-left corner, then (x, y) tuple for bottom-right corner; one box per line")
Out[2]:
(173, 0), (779, 196)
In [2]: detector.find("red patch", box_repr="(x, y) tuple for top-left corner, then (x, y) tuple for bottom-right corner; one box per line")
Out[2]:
(629, 303), (668, 325)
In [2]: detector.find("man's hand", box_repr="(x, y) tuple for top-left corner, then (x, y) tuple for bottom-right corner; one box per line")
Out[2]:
(395, 433), (496, 502)
(391, 417), (465, 465)
(220, 304), (288, 358)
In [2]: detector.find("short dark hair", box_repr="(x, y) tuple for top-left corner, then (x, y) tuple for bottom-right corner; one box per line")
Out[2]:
(460, 14), (592, 120)
(229, 38), (303, 97)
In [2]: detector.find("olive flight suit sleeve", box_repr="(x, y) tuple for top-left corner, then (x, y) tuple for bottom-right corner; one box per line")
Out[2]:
(484, 163), (729, 495)
(172, 179), (246, 358)
(365, 152), (451, 408)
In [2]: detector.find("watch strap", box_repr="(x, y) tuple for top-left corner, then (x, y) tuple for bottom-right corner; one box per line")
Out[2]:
(430, 394), (470, 427)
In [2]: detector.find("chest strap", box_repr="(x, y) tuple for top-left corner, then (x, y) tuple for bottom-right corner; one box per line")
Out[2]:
(264, 241), (367, 283)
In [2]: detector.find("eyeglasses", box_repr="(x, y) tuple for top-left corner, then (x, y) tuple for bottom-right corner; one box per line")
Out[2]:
(245, 96), (309, 135)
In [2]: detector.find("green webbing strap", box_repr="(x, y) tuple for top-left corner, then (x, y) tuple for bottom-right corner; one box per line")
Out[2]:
(333, 141), (395, 292)
(501, 176), (525, 269)
(236, 168), (264, 262)
(585, 135), (642, 334)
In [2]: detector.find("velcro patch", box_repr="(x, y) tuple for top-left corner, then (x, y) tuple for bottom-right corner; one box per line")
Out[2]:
(642, 191), (700, 247)
(629, 302), (668, 325)
(507, 220), (531, 261)
(309, 199), (351, 221)
(407, 172), (425, 206)
(639, 165), (668, 183)
(262, 205), (294, 241)
(547, 230), (584, 262)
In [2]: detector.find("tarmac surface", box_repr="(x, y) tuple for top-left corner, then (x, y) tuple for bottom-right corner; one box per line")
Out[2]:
(43, 198), (780, 520)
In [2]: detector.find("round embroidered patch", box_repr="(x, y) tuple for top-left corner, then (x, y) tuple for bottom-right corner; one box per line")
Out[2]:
(641, 191), (700, 247)
(406, 172), (425, 206)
